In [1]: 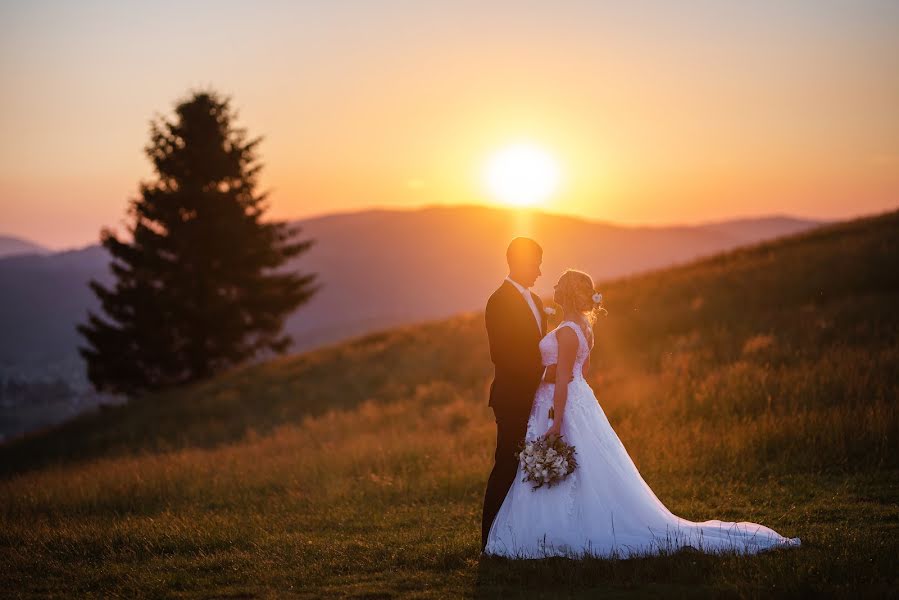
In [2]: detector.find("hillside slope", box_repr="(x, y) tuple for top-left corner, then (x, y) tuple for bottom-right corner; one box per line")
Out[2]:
(1, 208), (894, 478)
(1, 209), (896, 597)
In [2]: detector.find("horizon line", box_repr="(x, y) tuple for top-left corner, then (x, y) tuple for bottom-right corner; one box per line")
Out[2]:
(5, 200), (884, 254)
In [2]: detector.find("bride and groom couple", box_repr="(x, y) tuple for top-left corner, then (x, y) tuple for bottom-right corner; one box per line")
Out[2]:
(480, 237), (801, 559)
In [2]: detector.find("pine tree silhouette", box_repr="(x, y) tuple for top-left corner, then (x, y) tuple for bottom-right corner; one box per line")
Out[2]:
(77, 90), (319, 396)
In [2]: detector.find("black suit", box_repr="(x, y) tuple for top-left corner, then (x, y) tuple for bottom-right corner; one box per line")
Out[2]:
(481, 279), (547, 549)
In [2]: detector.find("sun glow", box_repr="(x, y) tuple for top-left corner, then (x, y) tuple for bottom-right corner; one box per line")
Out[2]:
(483, 142), (561, 207)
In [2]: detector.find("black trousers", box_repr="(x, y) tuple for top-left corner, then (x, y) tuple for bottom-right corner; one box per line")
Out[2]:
(481, 405), (530, 550)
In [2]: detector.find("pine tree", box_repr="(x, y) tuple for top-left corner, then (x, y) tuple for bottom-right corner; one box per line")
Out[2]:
(77, 90), (319, 396)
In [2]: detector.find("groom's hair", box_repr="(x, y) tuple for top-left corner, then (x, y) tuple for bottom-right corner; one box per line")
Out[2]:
(506, 237), (542, 265)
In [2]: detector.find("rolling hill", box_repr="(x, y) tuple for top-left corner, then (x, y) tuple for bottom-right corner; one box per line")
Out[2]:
(0, 208), (895, 596)
(0, 204), (819, 368)
(0, 204), (821, 440)
(0, 235), (47, 258)
(281, 205), (822, 352)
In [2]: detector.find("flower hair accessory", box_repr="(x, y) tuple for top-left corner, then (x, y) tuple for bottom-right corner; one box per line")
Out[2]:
(592, 292), (603, 304)
(544, 306), (556, 316)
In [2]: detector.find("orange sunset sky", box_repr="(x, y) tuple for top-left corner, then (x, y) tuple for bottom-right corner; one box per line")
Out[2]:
(1, 1), (898, 250)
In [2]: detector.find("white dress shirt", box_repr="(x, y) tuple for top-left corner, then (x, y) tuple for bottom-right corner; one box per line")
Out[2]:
(505, 276), (543, 335)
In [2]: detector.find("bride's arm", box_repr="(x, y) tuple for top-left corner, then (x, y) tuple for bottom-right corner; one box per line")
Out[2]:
(547, 327), (578, 437)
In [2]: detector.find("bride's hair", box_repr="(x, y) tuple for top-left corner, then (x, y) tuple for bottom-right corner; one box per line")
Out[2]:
(554, 268), (607, 327)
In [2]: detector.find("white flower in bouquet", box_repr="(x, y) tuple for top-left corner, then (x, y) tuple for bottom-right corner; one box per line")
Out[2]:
(516, 433), (578, 490)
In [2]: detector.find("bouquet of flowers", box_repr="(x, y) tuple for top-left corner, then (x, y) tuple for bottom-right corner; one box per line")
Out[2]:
(517, 431), (578, 490)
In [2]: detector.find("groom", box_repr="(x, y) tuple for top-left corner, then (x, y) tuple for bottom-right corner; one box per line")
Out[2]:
(481, 237), (548, 550)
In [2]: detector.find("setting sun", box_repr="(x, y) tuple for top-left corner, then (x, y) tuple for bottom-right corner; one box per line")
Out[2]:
(483, 142), (561, 207)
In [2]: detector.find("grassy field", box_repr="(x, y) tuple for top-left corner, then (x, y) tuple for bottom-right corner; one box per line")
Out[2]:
(1, 209), (898, 598)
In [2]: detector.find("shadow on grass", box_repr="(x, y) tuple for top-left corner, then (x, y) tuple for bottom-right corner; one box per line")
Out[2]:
(473, 547), (779, 599)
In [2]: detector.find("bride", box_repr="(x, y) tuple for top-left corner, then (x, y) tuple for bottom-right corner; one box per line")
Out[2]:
(484, 268), (801, 559)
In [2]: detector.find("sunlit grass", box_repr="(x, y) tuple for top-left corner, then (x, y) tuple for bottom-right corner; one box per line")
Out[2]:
(1, 209), (897, 597)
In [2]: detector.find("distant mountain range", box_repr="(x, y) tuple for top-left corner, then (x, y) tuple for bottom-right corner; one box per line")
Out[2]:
(279, 205), (823, 351)
(0, 204), (823, 375)
(0, 235), (48, 259)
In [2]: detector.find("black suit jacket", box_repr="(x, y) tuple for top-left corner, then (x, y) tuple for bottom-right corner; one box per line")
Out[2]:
(485, 279), (548, 414)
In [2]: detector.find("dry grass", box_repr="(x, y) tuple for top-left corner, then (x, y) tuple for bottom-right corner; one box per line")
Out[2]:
(1, 209), (898, 598)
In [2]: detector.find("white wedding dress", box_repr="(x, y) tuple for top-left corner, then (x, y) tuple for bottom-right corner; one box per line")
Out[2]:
(484, 320), (801, 559)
